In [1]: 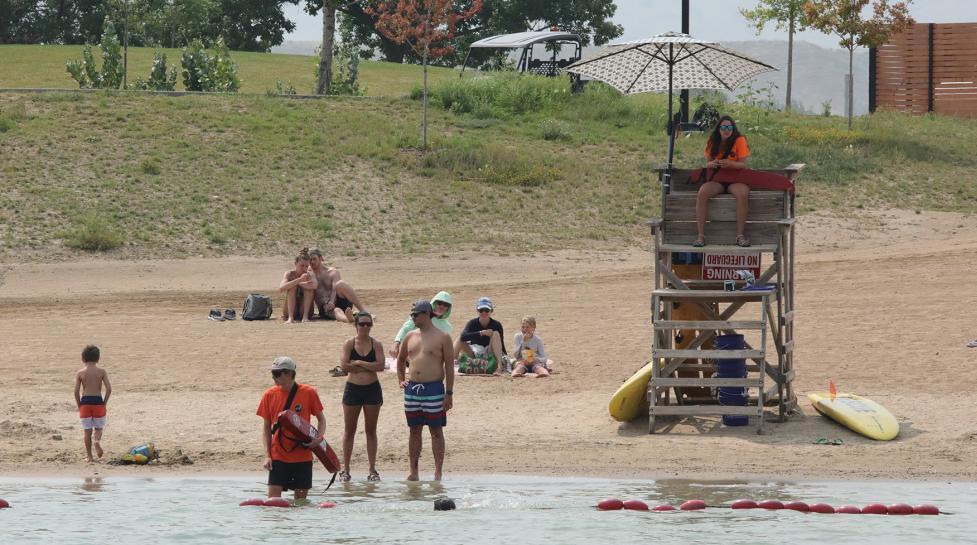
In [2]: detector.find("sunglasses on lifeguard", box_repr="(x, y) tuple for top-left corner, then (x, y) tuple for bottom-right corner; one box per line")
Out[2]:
(271, 369), (287, 378)
(719, 124), (734, 131)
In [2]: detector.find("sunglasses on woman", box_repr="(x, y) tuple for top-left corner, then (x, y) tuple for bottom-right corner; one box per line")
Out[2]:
(719, 124), (734, 131)
(356, 322), (373, 327)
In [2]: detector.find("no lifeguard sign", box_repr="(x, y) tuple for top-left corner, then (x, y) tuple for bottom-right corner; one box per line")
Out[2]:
(703, 252), (761, 281)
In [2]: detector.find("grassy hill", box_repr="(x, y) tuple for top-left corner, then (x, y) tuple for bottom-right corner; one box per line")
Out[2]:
(0, 44), (458, 97)
(1, 45), (976, 261)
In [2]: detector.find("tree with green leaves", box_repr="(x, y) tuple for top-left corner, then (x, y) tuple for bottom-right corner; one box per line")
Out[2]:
(337, 0), (622, 64)
(66, 20), (125, 89)
(803, 0), (914, 128)
(740, 1), (809, 112)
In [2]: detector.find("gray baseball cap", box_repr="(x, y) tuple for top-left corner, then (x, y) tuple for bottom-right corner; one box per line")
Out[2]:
(411, 300), (433, 316)
(269, 356), (296, 371)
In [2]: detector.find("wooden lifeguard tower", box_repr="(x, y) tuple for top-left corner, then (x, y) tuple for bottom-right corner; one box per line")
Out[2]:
(647, 165), (803, 433)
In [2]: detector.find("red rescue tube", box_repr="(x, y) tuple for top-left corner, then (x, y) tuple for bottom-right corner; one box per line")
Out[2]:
(680, 499), (706, 511)
(0, 499), (9, 509)
(758, 500), (784, 510)
(809, 503), (835, 514)
(622, 500), (649, 511)
(836, 505), (862, 514)
(651, 505), (676, 512)
(731, 499), (758, 509)
(318, 501), (337, 509)
(784, 501), (810, 512)
(597, 498), (624, 511)
(263, 497), (291, 508)
(913, 504), (939, 516)
(239, 498), (264, 507)
(862, 503), (888, 515)
(887, 503), (913, 515)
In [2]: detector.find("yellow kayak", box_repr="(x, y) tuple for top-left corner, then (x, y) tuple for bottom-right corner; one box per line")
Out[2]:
(608, 362), (654, 422)
(808, 392), (899, 441)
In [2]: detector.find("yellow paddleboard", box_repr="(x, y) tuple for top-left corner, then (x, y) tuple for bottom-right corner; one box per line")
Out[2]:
(608, 362), (654, 422)
(808, 392), (899, 441)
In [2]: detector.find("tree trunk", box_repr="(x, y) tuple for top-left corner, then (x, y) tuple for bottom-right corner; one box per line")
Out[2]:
(316, 3), (337, 95)
(847, 46), (854, 130)
(422, 50), (429, 149)
(785, 18), (794, 112)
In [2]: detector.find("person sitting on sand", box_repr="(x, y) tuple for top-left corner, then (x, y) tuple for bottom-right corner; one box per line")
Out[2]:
(456, 297), (509, 375)
(257, 356), (327, 501)
(74, 344), (112, 463)
(279, 248), (318, 324)
(308, 248), (369, 323)
(694, 115), (751, 248)
(389, 291), (453, 358)
(338, 312), (385, 483)
(511, 316), (550, 378)
(396, 300), (454, 481)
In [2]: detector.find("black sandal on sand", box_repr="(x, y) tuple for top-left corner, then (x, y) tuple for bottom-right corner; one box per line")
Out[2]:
(735, 235), (751, 247)
(692, 236), (705, 247)
(367, 470), (380, 482)
(338, 470), (351, 482)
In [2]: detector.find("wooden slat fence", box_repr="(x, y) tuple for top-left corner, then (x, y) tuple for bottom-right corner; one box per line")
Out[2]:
(870, 23), (977, 117)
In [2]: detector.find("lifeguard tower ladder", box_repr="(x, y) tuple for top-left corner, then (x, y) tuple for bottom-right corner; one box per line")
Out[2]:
(647, 165), (803, 433)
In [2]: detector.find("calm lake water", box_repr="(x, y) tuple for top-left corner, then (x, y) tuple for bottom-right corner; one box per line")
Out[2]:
(0, 475), (974, 544)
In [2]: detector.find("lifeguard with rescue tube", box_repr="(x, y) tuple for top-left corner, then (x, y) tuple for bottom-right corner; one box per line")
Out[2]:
(256, 356), (338, 503)
(808, 381), (899, 441)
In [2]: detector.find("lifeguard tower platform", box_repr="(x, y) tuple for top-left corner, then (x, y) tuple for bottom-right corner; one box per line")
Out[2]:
(647, 165), (803, 433)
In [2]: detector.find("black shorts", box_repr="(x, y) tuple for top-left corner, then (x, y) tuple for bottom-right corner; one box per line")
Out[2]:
(268, 460), (313, 491)
(312, 295), (352, 320)
(342, 380), (383, 406)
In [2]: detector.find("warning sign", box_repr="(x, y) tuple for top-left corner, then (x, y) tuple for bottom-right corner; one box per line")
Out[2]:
(703, 252), (761, 281)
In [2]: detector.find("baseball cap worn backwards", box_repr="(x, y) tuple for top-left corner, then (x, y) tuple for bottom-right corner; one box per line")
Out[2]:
(411, 300), (433, 315)
(269, 356), (297, 371)
(476, 297), (494, 310)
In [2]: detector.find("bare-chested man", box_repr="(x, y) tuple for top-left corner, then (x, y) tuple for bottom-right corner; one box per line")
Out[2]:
(397, 300), (454, 481)
(74, 345), (112, 462)
(308, 248), (369, 323)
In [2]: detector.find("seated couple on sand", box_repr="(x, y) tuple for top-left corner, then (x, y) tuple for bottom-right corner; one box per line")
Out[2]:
(455, 297), (551, 378)
(279, 247), (369, 324)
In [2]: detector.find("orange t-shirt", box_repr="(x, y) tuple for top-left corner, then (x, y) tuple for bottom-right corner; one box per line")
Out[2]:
(256, 383), (324, 463)
(704, 135), (750, 162)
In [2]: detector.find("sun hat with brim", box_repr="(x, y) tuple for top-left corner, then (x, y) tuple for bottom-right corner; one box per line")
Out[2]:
(269, 356), (296, 371)
(476, 297), (493, 311)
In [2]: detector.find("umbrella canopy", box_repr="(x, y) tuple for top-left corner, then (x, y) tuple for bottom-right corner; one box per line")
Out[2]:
(566, 32), (776, 95)
(566, 32), (776, 199)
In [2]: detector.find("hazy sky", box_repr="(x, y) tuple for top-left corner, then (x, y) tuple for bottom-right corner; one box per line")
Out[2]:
(283, 0), (977, 50)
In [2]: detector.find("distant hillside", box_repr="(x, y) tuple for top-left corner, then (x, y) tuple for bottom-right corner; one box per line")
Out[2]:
(725, 40), (869, 116)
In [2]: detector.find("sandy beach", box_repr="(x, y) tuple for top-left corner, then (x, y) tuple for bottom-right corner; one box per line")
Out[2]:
(2, 208), (976, 481)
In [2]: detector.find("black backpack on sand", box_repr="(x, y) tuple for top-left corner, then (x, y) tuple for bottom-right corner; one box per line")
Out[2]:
(242, 293), (273, 320)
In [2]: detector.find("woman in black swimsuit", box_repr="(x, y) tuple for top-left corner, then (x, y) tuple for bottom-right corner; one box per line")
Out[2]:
(338, 312), (385, 482)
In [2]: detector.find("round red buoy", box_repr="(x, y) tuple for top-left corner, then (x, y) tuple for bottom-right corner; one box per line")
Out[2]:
(239, 498), (264, 507)
(809, 503), (835, 514)
(651, 505), (676, 512)
(622, 500), (649, 511)
(317, 501), (337, 509)
(913, 504), (939, 516)
(836, 505), (862, 514)
(0, 499), (9, 509)
(862, 503), (888, 515)
(784, 501), (810, 512)
(680, 499), (706, 511)
(887, 503), (913, 515)
(263, 497), (290, 508)
(731, 499), (758, 510)
(597, 498), (624, 511)
(758, 500), (784, 510)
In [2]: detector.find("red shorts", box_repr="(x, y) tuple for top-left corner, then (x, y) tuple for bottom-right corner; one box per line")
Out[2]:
(79, 405), (107, 419)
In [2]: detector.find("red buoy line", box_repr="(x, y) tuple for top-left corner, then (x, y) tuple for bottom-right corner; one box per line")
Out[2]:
(0, 499), (10, 509)
(596, 497), (943, 515)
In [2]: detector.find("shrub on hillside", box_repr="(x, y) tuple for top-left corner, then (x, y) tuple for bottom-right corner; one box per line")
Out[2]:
(539, 118), (571, 141)
(181, 38), (240, 92)
(427, 72), (569, 117)
(66, 20), (124, 89)
(63, 216), (125, 252)
(132, 50), (178, 91)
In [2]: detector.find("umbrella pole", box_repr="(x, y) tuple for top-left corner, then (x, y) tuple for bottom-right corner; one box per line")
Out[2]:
(663, 51), (675, 218)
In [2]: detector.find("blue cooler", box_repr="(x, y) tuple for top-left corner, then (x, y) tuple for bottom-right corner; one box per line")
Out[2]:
(714, 334), (749, 426)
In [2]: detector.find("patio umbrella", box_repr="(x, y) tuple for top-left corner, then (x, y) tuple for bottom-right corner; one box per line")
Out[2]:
(566, 32), (776, 197)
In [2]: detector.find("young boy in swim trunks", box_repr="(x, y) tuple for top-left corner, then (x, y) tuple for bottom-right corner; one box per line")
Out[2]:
(74, 345), (112, 463)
